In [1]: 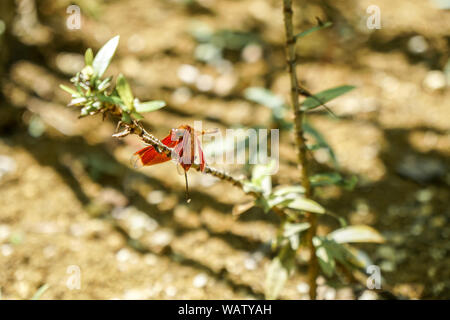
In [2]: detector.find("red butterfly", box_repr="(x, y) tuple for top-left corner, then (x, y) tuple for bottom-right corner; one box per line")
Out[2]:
(133, 125), (214, 202)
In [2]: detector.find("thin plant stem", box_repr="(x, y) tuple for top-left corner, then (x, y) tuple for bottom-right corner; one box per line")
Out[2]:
(282, 0), (318, 300)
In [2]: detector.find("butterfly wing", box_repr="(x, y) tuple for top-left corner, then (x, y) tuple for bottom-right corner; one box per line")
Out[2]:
(196, 136), (206, 172)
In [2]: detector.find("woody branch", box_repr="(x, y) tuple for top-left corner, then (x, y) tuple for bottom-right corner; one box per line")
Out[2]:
(282, 0), (318, 300)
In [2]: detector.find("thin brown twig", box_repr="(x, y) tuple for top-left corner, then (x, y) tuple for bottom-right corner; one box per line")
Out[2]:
(282, 0), (318, 299)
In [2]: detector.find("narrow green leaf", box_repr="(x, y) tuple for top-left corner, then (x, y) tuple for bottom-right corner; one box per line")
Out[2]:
(255, 197), (271, 213)
(345, 246), (373, 269)
(328, 225), (385, 244)
(135, 100), (166, 113)
(283, 197), (325, 214)
(116, 74), (134, 110)
(85, 48), (94, 66)
(265, 257), (288, 300)
(97, 76), (112, 92)
(283, 222), (310, 238)
(342, 175), (358, 190)
(272, 185), (305, 197)
(59, 84), (78, 96)
(304, 121), (338, 168)
(67, 97), (87, 108)
(267, 195), (294, 209)
(121, 112), (131, 124)
(242, 180), (262, 194)
(310, 172), (342, 187)
(92, 35), (120, 77)
(251, 160), (276, 195)
(96, 93), (123, 106)
(131, 111), (144, 120)
(244, 87), (287, 122)
(245, 87), (285, 110)
(295, 21), (333, 39)
(301, 85), (355, 111)
(31, 284), (50, 300)
(313, 237), (335, 277)
(264, 246), (295, 300)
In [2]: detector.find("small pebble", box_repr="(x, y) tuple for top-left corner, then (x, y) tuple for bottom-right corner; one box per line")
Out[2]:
(358, 290), (378, 300)
(151, 230), (173, 247)
(296, 282), (309, 294)
(0, 225), (11, 242)
(196, 74), (214, 92)
(423, 70), (447, 91)
(127, 34), (146, 53)
(147, 190), (165, 205)
(171, 87), (192, 105)
(144, 253), (158, 266)
(0, 155), (17, 179)
(244, 257), (257, 270)
(116, 248), (132, 263)
(193, 273), (208, 288)
(408, 35), (428, 54)
(1, 244), (13, 257)
(177, 64), (199, 84)
(241, 44), (263, 63)
(165, 286), (177, 297)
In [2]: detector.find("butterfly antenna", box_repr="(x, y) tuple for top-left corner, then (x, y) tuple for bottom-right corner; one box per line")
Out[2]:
(298, 85), (338, 119)
(184, 171), (191, 203)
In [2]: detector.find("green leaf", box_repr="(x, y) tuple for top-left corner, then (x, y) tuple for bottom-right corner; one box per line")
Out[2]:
(67, 97), (87, 108)
(135, 100), (166, 113)
(92, 35), (120, 77)
(242, 180), (262, 194)
(121, 112), (131, 124)
(328, 225), (385, 244)
(345, 246), (373, 269)
(295, 21), (333, 39)
(264, 246), (295, 300)
(265, 257), (288, 300)
(304, 121), (338, 168)
(313, 237), (335, 277)
(245, 87), (285, 109)
(59, 84), (79, 96)
(314, 236), (368, 275)
(85, 48), (94, 66)
(31, 284), (50, 300)
(255, 197), (272, 213)
(251, 160), (276, 195)
(310, 172), (342, 187)
(131, 111), (144, 120)
(96, 93), (123, 106)
(342, 175), (358, 190)
(97, 76), (113, 92)
(116, 74), (134, 111)
(272, 185), (305, 197)
(283, 197), (325, 214)
(301, 85), (355, 111)
(283, 222), (310, 238)
(267, 194), (295, 209)
(244, 87), (287, 120)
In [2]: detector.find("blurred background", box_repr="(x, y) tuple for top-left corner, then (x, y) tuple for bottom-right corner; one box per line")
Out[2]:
(0, 0), (449, 299)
